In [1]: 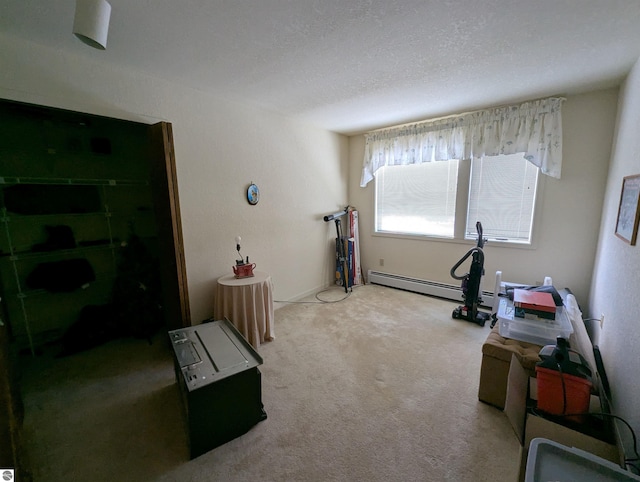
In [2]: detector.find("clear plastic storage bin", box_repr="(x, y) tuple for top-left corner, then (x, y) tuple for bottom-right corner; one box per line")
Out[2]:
(526, 438), (640, 481)
(497, 297), (573, 345)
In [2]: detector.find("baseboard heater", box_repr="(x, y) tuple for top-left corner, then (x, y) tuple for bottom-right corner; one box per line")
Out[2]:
(367, 270), (494, 309)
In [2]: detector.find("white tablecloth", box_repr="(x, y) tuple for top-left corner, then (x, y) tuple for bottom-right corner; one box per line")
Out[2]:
(214, 270), (274, 349)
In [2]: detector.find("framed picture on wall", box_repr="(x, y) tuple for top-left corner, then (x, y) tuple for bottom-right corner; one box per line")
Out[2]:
(615, 173), (640, 245)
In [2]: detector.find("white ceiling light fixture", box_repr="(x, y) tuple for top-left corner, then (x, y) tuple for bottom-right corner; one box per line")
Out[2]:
(73, 0), (111, 50)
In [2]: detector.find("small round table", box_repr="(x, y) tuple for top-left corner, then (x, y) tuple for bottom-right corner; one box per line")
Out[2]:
(214, 270), (274, 349)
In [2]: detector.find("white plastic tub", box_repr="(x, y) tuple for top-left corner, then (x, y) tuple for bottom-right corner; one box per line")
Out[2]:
(496, 297), (573, 345)
(526, 438), (640, 481)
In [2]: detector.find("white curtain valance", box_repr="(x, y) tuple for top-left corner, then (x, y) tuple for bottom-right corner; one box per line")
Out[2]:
(360, 97), (565, 187)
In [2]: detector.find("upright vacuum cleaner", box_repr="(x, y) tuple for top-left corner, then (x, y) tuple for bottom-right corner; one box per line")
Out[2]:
(451, 222), (491, 326)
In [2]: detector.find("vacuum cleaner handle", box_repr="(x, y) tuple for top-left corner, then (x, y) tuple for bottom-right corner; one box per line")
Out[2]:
(476, 221), (485, 248)
(450, 247), (484, 280)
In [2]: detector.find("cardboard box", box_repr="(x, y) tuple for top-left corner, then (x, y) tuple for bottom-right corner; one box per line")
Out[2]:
(504, 353), (619, 481)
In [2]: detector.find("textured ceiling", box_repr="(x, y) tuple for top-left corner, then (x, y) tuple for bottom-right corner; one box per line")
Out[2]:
(2, 0), (640, 134)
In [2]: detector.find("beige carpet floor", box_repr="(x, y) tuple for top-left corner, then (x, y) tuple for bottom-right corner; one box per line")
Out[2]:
(18, 284), (520, 481)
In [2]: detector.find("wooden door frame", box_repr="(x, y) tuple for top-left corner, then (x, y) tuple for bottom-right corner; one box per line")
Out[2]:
(148, 122), (191, 330)
(0, 102), (191, 479)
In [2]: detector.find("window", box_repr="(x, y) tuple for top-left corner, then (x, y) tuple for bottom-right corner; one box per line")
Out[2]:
(374, 153), (539, 244)
(466, 154), (538, 243)
(375, 161), (459, 237)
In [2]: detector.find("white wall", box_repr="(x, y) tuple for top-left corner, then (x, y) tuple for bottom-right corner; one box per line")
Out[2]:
(590, 57), (640, 457)
(348, 89), (618, 306)
(0, 33), (349, 324)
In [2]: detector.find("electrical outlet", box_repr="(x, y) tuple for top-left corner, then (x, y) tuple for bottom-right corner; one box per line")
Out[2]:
(600, 314), (605, 329)
(379, 258), (384, 266)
